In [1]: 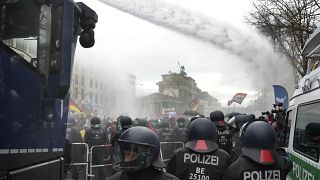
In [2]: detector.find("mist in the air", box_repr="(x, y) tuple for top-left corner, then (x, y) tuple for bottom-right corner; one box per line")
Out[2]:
(98, 0), (295, 92)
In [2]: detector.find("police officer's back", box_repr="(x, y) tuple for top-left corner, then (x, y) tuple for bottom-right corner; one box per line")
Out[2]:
(229, 114), (254, 162)
(225, 121), (292, 180)
(106, 126), (179, 180)
(66, 117), (84, 179)
(158, 121), (173, 142)
(111, 116), (132, 147)
(210, 111), (232, 154)
(84, 117), (108, 180)
(167, 118), (230, 180)
(172, 117), (187, 142)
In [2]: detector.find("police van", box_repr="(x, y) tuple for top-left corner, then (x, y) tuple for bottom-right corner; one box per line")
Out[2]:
(281, 27), (320, 180)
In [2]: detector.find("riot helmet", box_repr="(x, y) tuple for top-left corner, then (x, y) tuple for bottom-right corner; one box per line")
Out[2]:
(132, 118), (140, 127)
(241, 121), (278, 165)
(210, 110), (225, 126)
(225, 112), (241, 125)
(137, 118), (148, 127)
(118, 116), (133, 131)
(187, 115), (202, 128)
(234, 114), (255, 130)
(185, 118), (218, 153)
(90, 116), (101, 128)
(113, 126), (165, 171)
(177, 117), (186, 128)
(160, 121), (170, 129)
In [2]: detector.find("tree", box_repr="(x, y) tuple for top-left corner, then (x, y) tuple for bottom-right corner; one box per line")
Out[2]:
(246, 0), (320, 77)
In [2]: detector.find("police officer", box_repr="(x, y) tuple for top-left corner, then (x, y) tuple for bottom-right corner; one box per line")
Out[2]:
(167, 118), (230, 180)
(225, 121), (292, 180)
(158, 121), (173, 142)
(210, 111), (233, 154)
(107, 126), (179, 180)
(66, 117), (84, 180)
(157, 120), (175, 164)
(111, 116), (133, 147)
(229, 114), (254, 162)
(136, 118), (148, 127)
(84, 117), (108, 180)
(172, 117), (187, 142)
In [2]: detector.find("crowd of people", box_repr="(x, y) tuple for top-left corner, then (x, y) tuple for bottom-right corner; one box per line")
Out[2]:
(64, 108), (292, 180)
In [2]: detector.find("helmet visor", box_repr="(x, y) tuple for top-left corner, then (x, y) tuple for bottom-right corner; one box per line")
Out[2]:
(113, 141), (155, 171)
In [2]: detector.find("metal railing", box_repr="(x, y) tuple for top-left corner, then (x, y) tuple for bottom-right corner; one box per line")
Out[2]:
(160, 141), (184, 162)
(89, 144), (113, 180)
(68, 141), (184, 179)
(69, 143), (90, 179)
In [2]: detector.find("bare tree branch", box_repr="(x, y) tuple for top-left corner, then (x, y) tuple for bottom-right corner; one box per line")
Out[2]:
(245, 0), (320, 76)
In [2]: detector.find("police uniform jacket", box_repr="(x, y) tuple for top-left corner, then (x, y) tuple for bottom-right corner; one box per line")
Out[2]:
(172, 127), (186, 142)
(111, 130), (122, 147)
(230, 131), (243, 162)
(225, 154), (292, 180)
(84, 127), (107, 153)
(166, 147), (230, 180)
(216, 126), (232, 154)
(106, 167), (179, 180)
(69, 126), (85, 163)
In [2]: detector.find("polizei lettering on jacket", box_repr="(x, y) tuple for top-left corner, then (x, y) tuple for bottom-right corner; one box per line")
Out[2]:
(183, 153), (219, 166)
(242, 170), (281, 180)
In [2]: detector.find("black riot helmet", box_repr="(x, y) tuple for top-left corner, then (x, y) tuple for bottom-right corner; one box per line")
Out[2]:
(177, 117), (186, 123)
(90, 116), (101, 128)
(137, 118), (148, 127)
(241, 121), (278, 165)
(234, 114), (255, 130)
(185, 118), (218, 153)
(187, 115), (202, 128)
(177, 117), (186, 128)
(118, 116), (133, 131)
(113, 126), (165, 171)
(132, 118), (140, 127)
(210, 110), (225, 126)
(160, 121), (170, 129)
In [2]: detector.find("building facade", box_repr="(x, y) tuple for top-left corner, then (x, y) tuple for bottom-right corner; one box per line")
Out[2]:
(69, 61), (136, 117)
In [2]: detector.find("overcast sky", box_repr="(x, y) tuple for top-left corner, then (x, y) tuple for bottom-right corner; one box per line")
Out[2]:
(75, 0), (293, 107)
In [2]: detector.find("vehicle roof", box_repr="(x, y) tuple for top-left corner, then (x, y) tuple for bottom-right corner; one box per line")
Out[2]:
(291, 67), (320, 102)
(302, 27), (320, 57)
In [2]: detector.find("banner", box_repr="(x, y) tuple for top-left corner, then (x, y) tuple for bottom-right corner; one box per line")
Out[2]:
(228, 93), (247, 106)
(272, 85), (288, 110)
(190, 98), (199, 111)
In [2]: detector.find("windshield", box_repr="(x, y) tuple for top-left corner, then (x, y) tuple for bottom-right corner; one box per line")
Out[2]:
(0, 0), (40, 62)
(0, 0), (53, 77)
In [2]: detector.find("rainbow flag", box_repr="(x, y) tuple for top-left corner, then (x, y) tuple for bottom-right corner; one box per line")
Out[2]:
(69, 99), (82, 113)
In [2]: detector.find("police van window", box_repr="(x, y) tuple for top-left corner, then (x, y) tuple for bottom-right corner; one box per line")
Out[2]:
(0, 0), (52, 78)
(293, 102), (320, 162)
(49, 5), (63, 74)
(280, 110), (292, 147)
(0, 0), (40, 66)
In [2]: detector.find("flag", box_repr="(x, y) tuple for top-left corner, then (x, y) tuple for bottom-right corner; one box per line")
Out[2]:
(191, 98), (199, 111)
(69, 99), (82, 113)
(88, 99), (93, 112)
(228, 93), (247, 106)
(272, 85), (288, 110)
